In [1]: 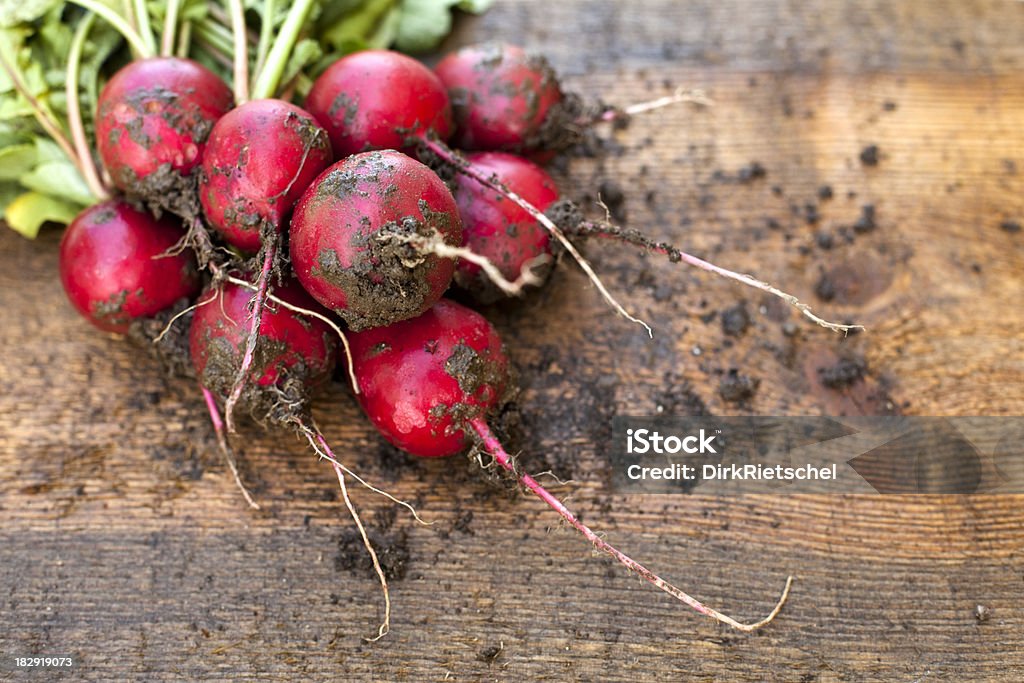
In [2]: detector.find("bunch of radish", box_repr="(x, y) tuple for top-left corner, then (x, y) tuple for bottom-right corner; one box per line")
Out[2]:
(28, 6), (867, 638)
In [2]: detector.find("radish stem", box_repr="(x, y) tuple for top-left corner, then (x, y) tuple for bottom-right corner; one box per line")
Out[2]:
(162, 0), (182, 57)
(250, 0), (315, 99)
(0, 53), (83, 184)
(67, 0), (154, 57)
(226, 0), (250, 103)
(254, 0), (277, 78)
(131, 0), (158, 57)
(176, 21), (192, 58)
(469, 418), (793, 631)
(66, 14), (110, 201)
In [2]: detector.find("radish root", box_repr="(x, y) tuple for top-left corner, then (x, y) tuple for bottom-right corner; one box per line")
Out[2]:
(223, 239), (278, 432)
(294, 420), (395, 641)
(420, 136), (653, 337)
(376, 228), (550, 298)
(470, 418), (793, 631)
(296, 421), (432, 527)
(221, 274), (360, 395)
(335, 463), (391, 641)
(569, 217), (862, 334)
(201, 386), (259, 509)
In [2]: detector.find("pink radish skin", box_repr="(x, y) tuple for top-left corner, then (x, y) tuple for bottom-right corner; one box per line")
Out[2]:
(452, 152), (559, 302)
(305, 50), (453, 158)
(59, 200), (201, 334)
(434, 43), (564, 153)
(348, 299), (509, 457)
(96, 57), (233, 205)
(289, 150), (462, 331)
(199, 99), (332, 252)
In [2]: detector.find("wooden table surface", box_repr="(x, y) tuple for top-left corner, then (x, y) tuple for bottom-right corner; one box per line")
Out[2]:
(2, 0), (1023, 680)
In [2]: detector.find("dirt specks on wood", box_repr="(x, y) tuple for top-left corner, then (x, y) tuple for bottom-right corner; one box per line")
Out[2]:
(818, 356), (868, 389)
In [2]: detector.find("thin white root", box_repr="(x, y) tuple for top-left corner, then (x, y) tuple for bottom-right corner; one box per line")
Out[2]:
(298, 425), (433, 527)
(620, 87), (714, 117)
(153, 295), (215, 344)
(421, 138), (653, 337)
(672, 252), (863, 334)
(376, 229), (550, 297)
(506, 188), (653, 336)
(223, 275), (360, 395)
(334, 465), (391, 642)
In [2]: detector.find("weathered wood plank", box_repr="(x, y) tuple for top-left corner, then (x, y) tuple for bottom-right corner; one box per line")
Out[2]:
(2, 0), (1023, 680)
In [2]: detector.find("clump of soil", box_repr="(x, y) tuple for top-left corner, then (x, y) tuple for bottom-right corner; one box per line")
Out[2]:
(859, 144), (880, 166)
(720, 303), (751, 337)
(853, 204), (877, 233)
(718, 369), (760, 403)
(818, 356), (868, 389)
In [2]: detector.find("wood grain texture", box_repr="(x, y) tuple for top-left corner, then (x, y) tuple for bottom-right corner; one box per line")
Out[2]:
(2, 0), (1023, 680)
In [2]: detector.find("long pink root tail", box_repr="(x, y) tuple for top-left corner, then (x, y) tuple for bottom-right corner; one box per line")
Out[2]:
(469, 418), (793, 631)
(569, 219), (862, 334)
(223, 238), (278, 432)
(201, 386), (259, 509)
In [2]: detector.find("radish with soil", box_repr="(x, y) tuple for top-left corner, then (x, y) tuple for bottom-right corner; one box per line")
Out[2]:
(347, 298), (793, 630)
(289, 149), (464, 331)
(304, 49), (650, 332)
(96, 57), (233, 215)
(59, 199), (201, 333)
(198, 98), (333, 430)
(451, 152), (560, 303)
(189, 271), (403, 638)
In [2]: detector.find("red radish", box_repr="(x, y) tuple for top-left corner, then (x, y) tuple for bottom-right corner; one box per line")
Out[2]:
(451, 152), (559, 302)
(347, 298), (793, 630)
(199, 99), (332, 253)
(304, 50), (453, 158)
(198, 98), (333, 430)
(434, 43), (567, 154)
(59, 200), (201, 334)
(189, 277), (337, 416)
(299, 48), (646, 331)
(289, 150), (462, 331)
(348, 299), (509, 457)
(96, 57), (233, 210)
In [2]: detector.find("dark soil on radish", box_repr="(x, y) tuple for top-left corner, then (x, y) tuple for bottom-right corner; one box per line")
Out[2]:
(290, 150), (463, 331)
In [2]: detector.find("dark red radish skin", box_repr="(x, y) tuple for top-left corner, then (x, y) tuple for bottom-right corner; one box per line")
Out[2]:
(434, 43), (564, 153)
(59, 200), (201, 334)
(304, 50), (453, 158)
(199, 99), (332, 252)
(348, 299), (509, 458)
(189, 278), (337, 404)
(452, 152), (559, 302)
(289, 150), (462, 331)
(96, 57), (233, 203)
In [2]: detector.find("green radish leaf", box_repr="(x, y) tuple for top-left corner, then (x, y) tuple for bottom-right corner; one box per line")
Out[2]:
(393, 0), (493, 53)
(0, 0), (61, 29)
(4, 190), (78, 237)
(281, 38), (322, 88)
(0, 142), (37, 179)
(20, 159), (93, 205)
